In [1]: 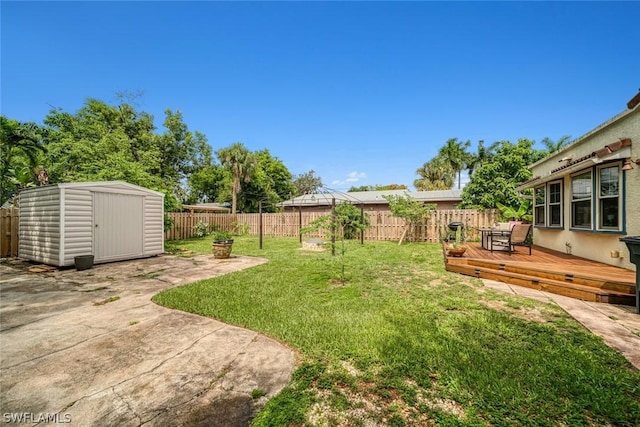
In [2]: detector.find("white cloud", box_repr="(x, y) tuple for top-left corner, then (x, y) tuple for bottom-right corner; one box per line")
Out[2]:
(331, 171), (367, 188)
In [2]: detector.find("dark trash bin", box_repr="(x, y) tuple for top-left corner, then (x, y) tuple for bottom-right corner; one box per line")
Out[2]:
(619, 236), (640, 314)
(75, 255), (94, 271)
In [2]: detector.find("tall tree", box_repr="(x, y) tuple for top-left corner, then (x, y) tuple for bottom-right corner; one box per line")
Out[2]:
(459, 138), (545, 209)
(414, 157), (454, 190)
(466, 140), (494, 178)
(541, 135), (572, 154)
(0, 116), (46, 205)
(216, 142), (256, 214)
(239, 149), (294, 212)
(347, 184), (408, 192)
(41, 98), (211, 209)
(437, 138), (471, 189)
(185, 164), (228, 204)
(292, 170), (323, 196)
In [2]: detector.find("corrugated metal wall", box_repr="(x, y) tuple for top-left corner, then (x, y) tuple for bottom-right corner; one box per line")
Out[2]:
(19, 186), (61, 265)
(17, 182), (164, 267)
(61, 189), (94, 266)
(144, 195), (164, 254)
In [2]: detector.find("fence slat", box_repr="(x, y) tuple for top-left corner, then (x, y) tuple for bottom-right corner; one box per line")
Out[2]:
(1, 208), (20, 257)
(0, 208), (497, 254)
(164, 209), (498, 242)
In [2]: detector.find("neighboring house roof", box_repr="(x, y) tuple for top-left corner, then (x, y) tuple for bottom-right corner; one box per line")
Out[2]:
(182, 203), (231, 212)
(278, 189), (463, 207)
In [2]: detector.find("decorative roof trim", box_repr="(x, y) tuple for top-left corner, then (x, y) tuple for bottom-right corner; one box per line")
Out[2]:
(518, 140), (632, 191)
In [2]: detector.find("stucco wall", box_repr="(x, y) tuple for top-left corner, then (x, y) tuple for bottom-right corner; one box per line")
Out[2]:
(531, 107), (639, 270)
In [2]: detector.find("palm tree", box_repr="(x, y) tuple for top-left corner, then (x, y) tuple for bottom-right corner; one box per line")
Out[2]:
(541, 135), (572, 154)
(414, 157), (454, 190)
(466, 140), (493, 177)
(0, 116), (45, 205)
(216, 142), (256, 214)
(438, 138), (471, 189)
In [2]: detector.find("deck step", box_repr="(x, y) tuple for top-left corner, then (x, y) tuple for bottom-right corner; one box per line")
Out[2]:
(464, 259), (635, 294)
(447, 263), (636, 306)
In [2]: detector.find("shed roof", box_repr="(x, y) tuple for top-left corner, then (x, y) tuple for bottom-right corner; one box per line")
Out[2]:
(20, 181), (165, 197)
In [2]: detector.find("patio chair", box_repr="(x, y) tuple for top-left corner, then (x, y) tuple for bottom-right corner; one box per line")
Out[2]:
(490, 223), (533, 255)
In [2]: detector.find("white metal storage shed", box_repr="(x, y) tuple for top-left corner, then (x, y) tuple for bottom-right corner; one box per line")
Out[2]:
(19, 182), (164, 267)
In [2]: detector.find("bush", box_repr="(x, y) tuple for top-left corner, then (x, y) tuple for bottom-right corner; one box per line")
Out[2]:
(193, 221), (211, 238)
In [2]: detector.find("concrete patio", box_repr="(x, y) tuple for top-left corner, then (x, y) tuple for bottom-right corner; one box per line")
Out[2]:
(0, 254), (296, 426)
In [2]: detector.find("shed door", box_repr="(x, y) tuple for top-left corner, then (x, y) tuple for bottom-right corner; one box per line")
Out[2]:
(93, 192), (144, 261)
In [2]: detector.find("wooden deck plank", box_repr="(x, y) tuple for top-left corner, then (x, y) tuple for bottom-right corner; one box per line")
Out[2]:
(445, 242), (636, 306)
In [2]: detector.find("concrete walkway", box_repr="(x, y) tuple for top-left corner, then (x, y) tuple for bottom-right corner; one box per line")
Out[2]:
(0, 255), (296, 427)
(483, 279), (640, 369)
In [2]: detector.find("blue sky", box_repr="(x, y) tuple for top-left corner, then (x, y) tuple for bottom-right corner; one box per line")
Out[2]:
(2, 1), (639, 190)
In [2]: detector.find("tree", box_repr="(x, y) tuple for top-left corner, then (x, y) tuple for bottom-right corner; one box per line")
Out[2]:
(376, 184), (408, 191)
(157, 109), (212, 194)
(349, 184), (408, 192)
(41, 98), (211, 210)
(384, 193), (436, 244)
(348, 185), (373, 192)
(437, 137), (471, 189)
(459, 139), (545, 209)
(414, 157), (454, 190)
(292, 170), (323, 196)
(541, 135), (572, 155)
(466, 140), (494, 178)
(0, 116), (46, 205)
(216, 142), (256, 214)
(238, 149), (294, 212)
(185, 164), (228, 204)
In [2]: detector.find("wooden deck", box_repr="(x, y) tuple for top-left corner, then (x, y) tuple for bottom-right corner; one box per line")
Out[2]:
(445, 243), (636, 306)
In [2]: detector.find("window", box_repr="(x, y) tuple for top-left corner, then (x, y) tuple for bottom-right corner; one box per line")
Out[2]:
(534, 186), (545, 226)
(548, 181), (562, 227)
(571, 171), (592, 229)
(569, 162), (623, 232)
(534, 180), (563, 228)
(598, 165), (620, 230)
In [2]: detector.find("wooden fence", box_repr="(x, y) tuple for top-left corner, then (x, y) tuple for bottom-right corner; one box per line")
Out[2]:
(0, 208), (498, 256)
(1, 208), (20, 257)
(165, 209), (498, 243)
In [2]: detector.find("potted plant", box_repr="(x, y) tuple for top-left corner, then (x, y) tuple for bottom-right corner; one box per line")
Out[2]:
(446, 225), (467, 257)
(212, 231), (234, 259)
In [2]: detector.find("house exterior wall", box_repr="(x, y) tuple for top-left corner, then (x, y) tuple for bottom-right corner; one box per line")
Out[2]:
(530, 108), (639, 270)
(19, 186), (62, 265)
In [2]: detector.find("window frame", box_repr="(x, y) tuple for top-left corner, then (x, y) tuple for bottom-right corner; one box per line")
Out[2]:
(596, 163), (622, 232)
(568, 161), (624, 234)
(534, 185), (546, 227)
(570, 170), (593, 230)
(547, 180), (563, 228)
(533, 179), (563, 229)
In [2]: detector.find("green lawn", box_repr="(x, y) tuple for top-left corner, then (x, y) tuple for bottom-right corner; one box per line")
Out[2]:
(155, 236), (640, 426)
